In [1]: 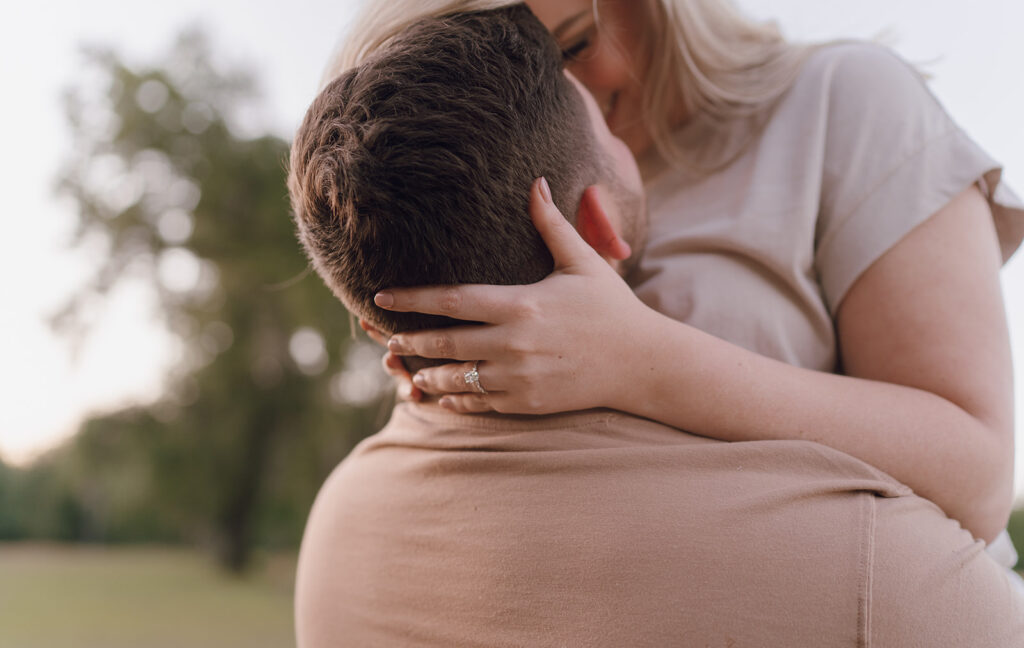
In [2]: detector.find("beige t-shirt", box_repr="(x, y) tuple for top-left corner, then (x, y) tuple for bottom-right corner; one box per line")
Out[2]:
(631, 42), (1024, 372)
(295, 403), (1024, 646)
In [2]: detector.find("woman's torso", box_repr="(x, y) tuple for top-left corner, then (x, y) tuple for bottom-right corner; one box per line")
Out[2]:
(629, 41), (1022, 372)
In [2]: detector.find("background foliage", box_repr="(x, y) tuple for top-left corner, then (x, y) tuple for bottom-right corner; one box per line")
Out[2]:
(0, 30), (390, 571)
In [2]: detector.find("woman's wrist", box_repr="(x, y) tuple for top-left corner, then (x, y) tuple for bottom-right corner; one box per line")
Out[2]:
(603, 306), (691, 418)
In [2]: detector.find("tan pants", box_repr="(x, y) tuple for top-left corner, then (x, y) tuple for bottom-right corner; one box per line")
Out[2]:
(296, 405), (1024, 647)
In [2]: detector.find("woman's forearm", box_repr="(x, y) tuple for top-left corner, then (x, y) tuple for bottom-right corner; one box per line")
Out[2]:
(620, 308), (1013, 543)
(379, 185), (1014, 542)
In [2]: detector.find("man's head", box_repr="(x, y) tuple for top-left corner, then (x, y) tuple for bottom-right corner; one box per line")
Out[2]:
(288, 3), (645, 335)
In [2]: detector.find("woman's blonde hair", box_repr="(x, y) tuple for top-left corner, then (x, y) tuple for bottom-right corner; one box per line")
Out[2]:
(637, 0), (812, 168)
(325, 0), (520, 85)
(326, 0), (813, 171)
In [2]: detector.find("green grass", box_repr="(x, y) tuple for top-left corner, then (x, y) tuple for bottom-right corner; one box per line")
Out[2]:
(4, 520), (1022, 648)
(0, 544), (296, 648)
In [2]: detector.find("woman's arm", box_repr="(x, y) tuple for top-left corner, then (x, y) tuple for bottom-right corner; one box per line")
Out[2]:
(380, 182), (1015, 542)
(620, 186), (1014, 542)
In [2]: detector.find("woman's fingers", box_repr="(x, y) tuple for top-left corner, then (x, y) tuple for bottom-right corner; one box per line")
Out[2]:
(374, 284), (523, 323)
(530, 176), (600, 270)
(387, 324), (499, 360)
(382, 351), (404, 376)
(438, 394), (495, 414)
(412, 361), (503, 395)
(382, 351), (422, 401)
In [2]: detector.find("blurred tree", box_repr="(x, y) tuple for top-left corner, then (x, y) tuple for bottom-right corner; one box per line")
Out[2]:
(1009, 508), (1024, 569)
(0, 459), (19, 540)
(51, 28), (391, 571)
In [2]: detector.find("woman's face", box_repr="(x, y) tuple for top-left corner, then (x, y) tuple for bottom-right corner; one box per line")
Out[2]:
(526, 0), (651, 156)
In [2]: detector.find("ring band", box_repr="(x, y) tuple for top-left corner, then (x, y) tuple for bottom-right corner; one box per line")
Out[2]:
(464, 361), (487, 394)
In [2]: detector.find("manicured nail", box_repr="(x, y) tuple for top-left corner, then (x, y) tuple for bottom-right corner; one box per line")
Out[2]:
(439, 397), (455, 410)
(538, 177), (552, 204)
(374, 292), (394, 308)
(412, 373), (426, 387)
(387, 337), (405, 353)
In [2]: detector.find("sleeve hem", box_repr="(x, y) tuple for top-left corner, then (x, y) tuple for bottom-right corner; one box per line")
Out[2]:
(816, 127), (1013, 313)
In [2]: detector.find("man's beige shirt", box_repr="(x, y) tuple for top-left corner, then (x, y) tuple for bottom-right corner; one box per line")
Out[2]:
(296, 404), (1023, 646)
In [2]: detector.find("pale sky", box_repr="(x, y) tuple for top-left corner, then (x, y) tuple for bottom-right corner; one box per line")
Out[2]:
(3, 1), (1024, 498)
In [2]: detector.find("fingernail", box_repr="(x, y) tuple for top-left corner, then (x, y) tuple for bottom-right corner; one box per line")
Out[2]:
(387, 337), (405, 353)
(538, 177), (552, 204)
(412, 373), (426, 387)
(439, 397), (455, 410)
(374, 292), (394, 308)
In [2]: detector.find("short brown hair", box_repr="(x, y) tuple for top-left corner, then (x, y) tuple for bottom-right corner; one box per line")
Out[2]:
(287, 4), (601, 334)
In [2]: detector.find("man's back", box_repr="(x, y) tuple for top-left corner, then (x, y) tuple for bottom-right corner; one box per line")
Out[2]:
(296, 404), (1024, 647)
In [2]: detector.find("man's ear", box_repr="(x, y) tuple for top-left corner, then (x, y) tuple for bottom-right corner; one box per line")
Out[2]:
(576, 185), (632, 261)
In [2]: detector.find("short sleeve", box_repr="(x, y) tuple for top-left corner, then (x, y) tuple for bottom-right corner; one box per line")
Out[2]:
(812, 43), (1024, 313)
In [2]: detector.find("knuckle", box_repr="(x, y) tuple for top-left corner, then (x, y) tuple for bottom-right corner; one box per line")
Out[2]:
(451, 367), (468, 391)
(514, 297), (542, 321)
(515, 361), (540, 387)
(515, 373), (546, 411)
(507, 366), (530, 388)
(523, 394), (545, 412)
(439, 287), (462, 314)
(501, 339), (517, 357)
(433, 333), (457, 358)
(504, 333), (530, 357)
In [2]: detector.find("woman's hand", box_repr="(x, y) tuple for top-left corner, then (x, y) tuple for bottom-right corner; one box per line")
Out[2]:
(359, 319), (423, 402)
(374, 177), (655, 414)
